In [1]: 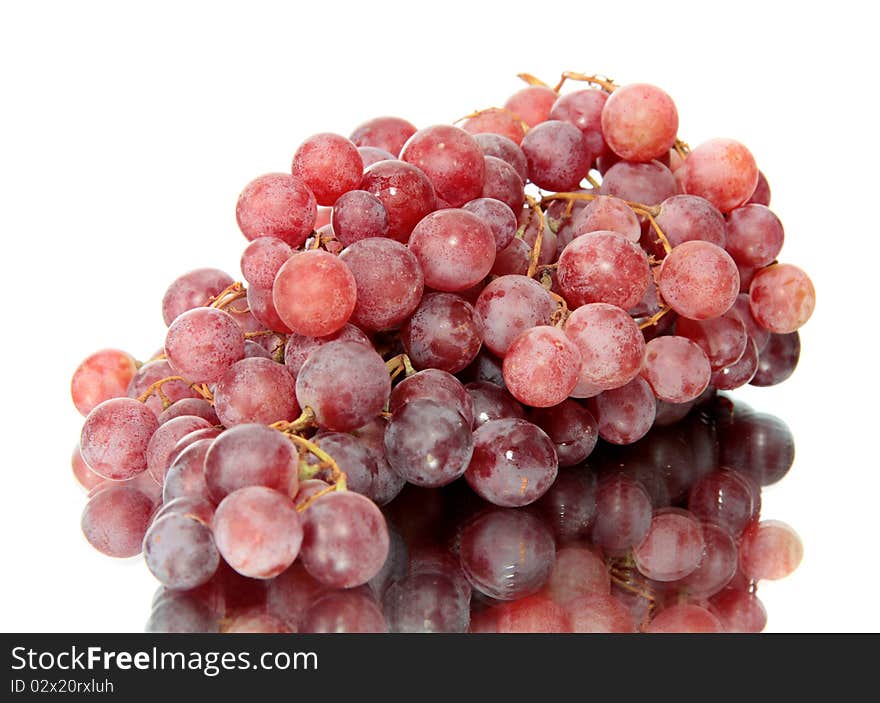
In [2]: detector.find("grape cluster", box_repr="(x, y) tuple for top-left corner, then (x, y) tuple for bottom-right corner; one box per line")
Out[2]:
(70, 70), (811, 633)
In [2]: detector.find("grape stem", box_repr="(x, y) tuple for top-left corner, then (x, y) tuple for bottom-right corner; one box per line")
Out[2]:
(270, 406), (317, 435)
(385, 353), (415, 381)
(608, 555), (657, 615)
(584, 171), (601, 189)
(207, 282), (247, 310)
(524, 194), (546, 279)
(136, 375), (214, 408)
(553, 71), (618, 94)
(516, 72), (550, 88)
(637, 305), (672, 330)
(243, 329), (276, 339)
(284, 433), (348, 512)
(673, 138), (691, 158)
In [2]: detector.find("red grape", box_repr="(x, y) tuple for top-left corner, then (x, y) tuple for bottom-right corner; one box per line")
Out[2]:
(460, 107), (526, 144)
(749, 263), (815, 333)
(161, 268), (235, 327)
(503, 325), (582, 407)
(165, 307), (245, 384)
(235, 173), (317, 247)
(71, 349), (139, 416)
(473, 133), (528, 182)
(401, 293), (484, 373)
(401, 124), (485, 207)
(361, 159), (437, 242)
(213, 357), (299, 427)
(601, 83), (678, 162)
(725, 204), (784, 267)
(521, 120), (592, 191)
(658, 240), (740, 320)
(240, 237), (293, 289)
(682, 138), (758, 213)
(331, 189), (389, 246)
(504, 85), (557, 127)
(81, 484), (155, 558)
(282, 323), (370, 376)
(739, 519), (803, 581)
(564, 302), (645, 390)
(80, 397), (160, 480)
(291, 132), (363, 206)
(641, 335), (711, 403)
(590, 377), (657, 445)
(633, 509), (705, 581)
(350, 116), (417, 157)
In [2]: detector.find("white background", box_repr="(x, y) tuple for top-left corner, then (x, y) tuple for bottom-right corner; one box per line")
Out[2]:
(1, 0), (875, 632)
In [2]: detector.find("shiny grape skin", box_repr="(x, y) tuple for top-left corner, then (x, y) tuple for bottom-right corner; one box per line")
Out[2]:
(295, 340), (391, 432)
(299, 491), (390, 589)
(80, 397), (160, 480)
(460, 107), (527, 144)
(213, 357), (299, 427)
(474, 275), (556, 357)
(272, 249), (357, 337)
(462, 197), (518, 252)
(401, 293), (484, 374)
(535, 468), (597, 541)
(360, 160), (437, 243)
(718, 410), (795, 487)
(235, 173), (317, 247)
(481, 155), (525, 213)
(204, 423), (298, 502)
(528, 399), (598, 467)
(384, 399), (473, 488)
(308, 433), (377, 496)
(458, 509), (556, 601)
(212, 486), (303, 579)
(340, 237), (424, 331)
(677, 521), (738, 598)
(590, 475), (653, 554)
(163, 439), (214, 504)
(749, 263), (816, 333)
(465, 381), (525, 428)
(143, 512), (220, 590)
(654, 194), (726, 249)
(145, 415), (213, 485)
(641, 335), (712, 404)
(352, 418), (407, 507)
(71, 349), (139, 416)
(725, 204), (784, 268)
(408, 209), (495, 292)
(711, 337), (759, 390)
(590, 377), (657, 445)
(633, 509), (706, 582)
(464, 418), (558, 508)
(400, 124), (485, 207)
(166, 427), (223, 468)
(164, 307), (245, 384)
(601, 83), (679, 162)
(349, 116), (417, 157)
(709, 587), (767, 633)
(676, 311), (748, 371)
(291, 132), (363, 206)
(564, 302), (645, 391)
(473, 133), (529, 182)
(682, 138), (759, 213)
(549, 88), (609, 163)
(331, 190), (389, 246)
(658, 241), (740, 320)
(503, 325), (582, 408)
(747, 170), (771, 206)
(491, 237), (530, 276)
(687, 469), (759, 536)
(390, 369), (475, 429)
(739, 520), (803, 581)
(240, 237), (293, 289)
(282, 323), (370, 376)
(521, 120), (592, 191)
(599, 160), (678, 206)
(81, 484), (156, 558)
(246, 285), (292, 334)
(161, 268), (234, 327)
(750, 332), (800, 387)
(572, 195), (640, 242)
(558, 231), (651, 310)
(504, 85), (557, 128)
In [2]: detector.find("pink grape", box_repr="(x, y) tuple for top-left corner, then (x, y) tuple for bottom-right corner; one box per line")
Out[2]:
(389, 369), (475, 428)
(751, 332), (800, 387)
(272, 249), (357, 337)
(725, 204), (784, 267)
(599, 160), (678, 205)
(528, 399), (598, 467)
(163, 439), (214, 504)
(350, 116), (417, 157)
(687, 469), (759, 536)
(161, 268), (235, 327)
(678, 521), (738, 598)
(235, 173), (317, 247)
(491, 237), (530, 276)
(536, 468), (597, 541)
(460, 107), (526, 144)
(212, 486), (303, 579)
(361, 160), (437, 242)
(143, 512), (220, 590)
(747, 170), (771, 206)
(749, 264), (815, 333)
(80, 397), (160, 480)
(400, 124), (485, 207)
(572, 195), (640, 242)
(213, 357), (300, 427)
(503, 325), (582, 408)
(711, 337), (759, 390)
(408, 209), (495, 292)
(481, 155), (524, 213)
(495, 595), (571, 633)
(545, 546), (610, 605)
(465, 418), (558, 507)
(504, 85), (557, 127)
(331, 190), (389, 246)
(164, 307), (245, 384)
(246, 285), (291, 333)
(564, 302), (645, 390)
(158, 398), (219, 426)
(641, 335), (711, 403)
(675, 311), (748, 371)
(283, 323), (371, 376)
(733, 293), (770, 351)
(549, 88), (609, 161)
(71, 349), (139, 416)
(295, 340), (391, 432)
(591, 475), (652, 553)
(339, 237), (424, 331)
(462, 198), (518, 251)
(401, 293), (484, 373)
(474, 275), (556, 357)
(644, 603), (723, 633)
(739, 520), (803, 581)
(654, 194), (726, 249)
(521, 120), (592, 191)
(601, 83), (678, 162)
(127, 360), (202, 418)
(291, 132), (363, 206)
(709, 588), (767, 633)
(658, 240), (740, 320)
(466, 381), (525, 427)
(307, 433), (376, 496)
(301, 589), (388, 633)
(146, 415), (213, 485)
(81, 484), (156, 558)
(558, 231), (650, 310)
(590, 377), (657, 445)
(567, 594), (637, 633)
(473, 133), (528, 182)
(71, 444), (104, 491)
(240, 237), (293, 289)
(633, 509), (705, 581)
(300, 491), (390, 588)
(682, 138), (758, 213)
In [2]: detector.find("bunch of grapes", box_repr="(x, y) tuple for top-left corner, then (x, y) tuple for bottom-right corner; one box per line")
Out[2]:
(70, 70), (812, 633)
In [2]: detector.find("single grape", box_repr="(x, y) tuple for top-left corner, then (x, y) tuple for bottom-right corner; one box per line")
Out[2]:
(658, 241), (740, 320)
(307, 432), (376, 496)
(390, 369), (475, 428)
(675, 311), (748, 371)
(80, 397), (160, 480)
(146, 415), (213, 485)
(725, 204), (784, 267)
(465, 381), (524, 427)
(71, 349), (139, 416)
(654, 194), (726, 249)
(590, 377), (657, 445)
(81, 484), (155, 558)
(718, 410), (795, 487)
(235, 173), (317, 247)
(361, 159), (437, 242)
(572, 195), (640, 242)
(165, 426), (223, 468)
(212, 486), (303, 579)
(460, 107), (527, 144)
(350, 115), (417, 157)
(682, 138), (758, 213)
(504, 85), (557, 127)
(641, 335), (711, 403)
(282, 323), (370, 376)
(599, 160), (678, 205)
(739, 520), (803, 581)
(265, 563), (327, 630)
(481, 155), (525, 213)
(458, 509), (556, 601)
(291, 132), (363, 206)
(528, 399), (598, 467)
(295, 341), (391, 432)
(732, 293), (770, 351)
(564, 302), (645, 390)
(383, 571), (470, 633)
(491, 237), (530, 276)
(591, 475), (653, 553)
(339, 237), (424, 331)
(473, 133), (528, 182)
(462, 198), (518, 252)
(750, 332), (800, 386)
(503, 325), (582, 407)
(465, 418), (558, 507)
(687, 469), (759, 536)
(749, 263), (815, 333)
(633, 509), (705, 582)
(300, 491), (390, 588)
(204, 423), (298, 502)
(331, 190), (389, 246)
(601, 83), (678, 162)
(128, 359), (203, 417)
(164, 307), (245, 384)
(240, 237), (294, 289)
(143, 512), (220, 590)
(473, 275), (555, 357)
(214, 357), (299, 427)
(246, 285), (292, 333)
(558, 231), (650, 310)
(384, 398), (473, 487)
(521, 120), (592, 191)
(747, 170), (771, 206)
(161, 268), (235, 326)
(400, 124), (485, 207)
(272, 249), (357, 337)
(401, 293), (483, 373)
(294, 479), (331, 510)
